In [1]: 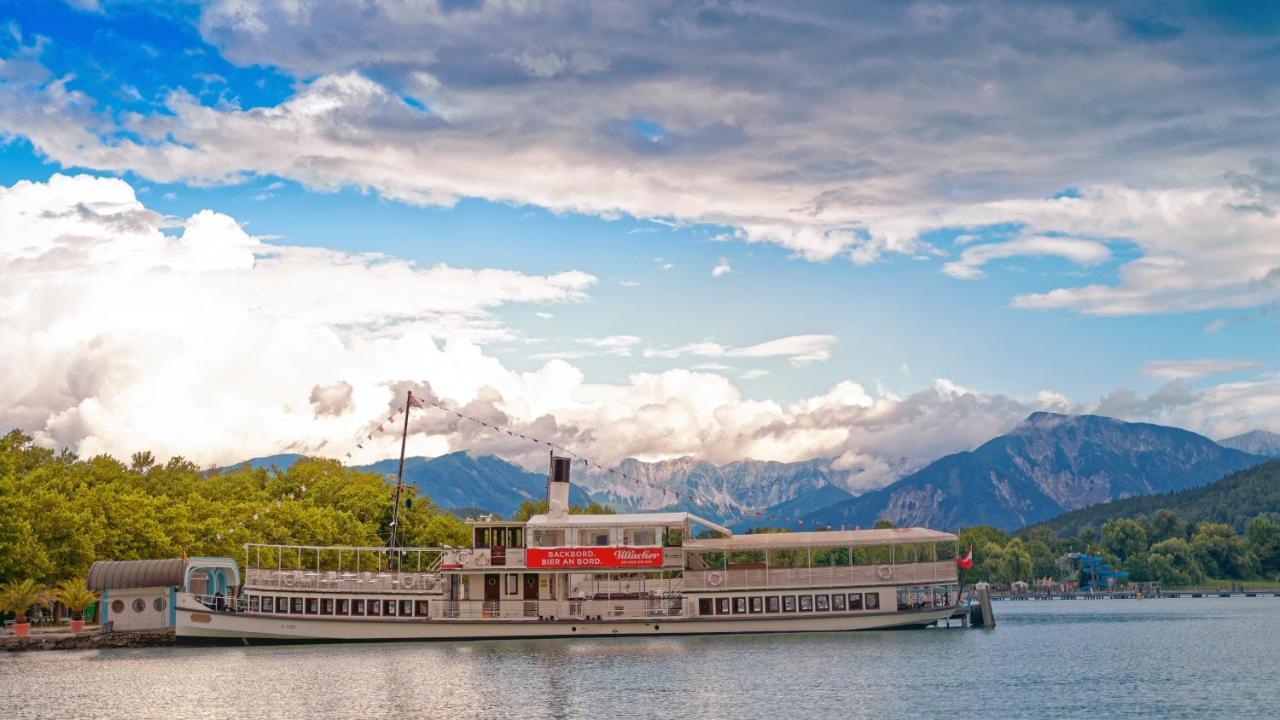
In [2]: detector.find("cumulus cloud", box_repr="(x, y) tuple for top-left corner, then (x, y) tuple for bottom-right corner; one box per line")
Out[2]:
(0, 174), (594, 464)
(3, 2), (1279, 313)
(711, 257), (732, 277)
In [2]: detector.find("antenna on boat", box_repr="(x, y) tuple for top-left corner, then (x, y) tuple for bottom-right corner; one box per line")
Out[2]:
(387, 389), (414, 549)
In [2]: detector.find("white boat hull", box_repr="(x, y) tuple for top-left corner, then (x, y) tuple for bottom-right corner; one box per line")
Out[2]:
(176, 601), (956, 644)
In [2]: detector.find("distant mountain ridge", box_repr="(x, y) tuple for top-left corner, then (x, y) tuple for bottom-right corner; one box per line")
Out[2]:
(1218, 429), (1280, 457)
(1025, 459), (1280, 536)
(799, 413), (1266, 532)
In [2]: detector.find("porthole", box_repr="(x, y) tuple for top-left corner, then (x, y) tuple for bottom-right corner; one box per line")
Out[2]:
(154, 597), (166, 612)
(111, 599), (124, 613)
(132, 598), (146, 613)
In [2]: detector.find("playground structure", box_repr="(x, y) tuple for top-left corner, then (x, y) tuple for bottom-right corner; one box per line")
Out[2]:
(1057, 552), (1129, 592)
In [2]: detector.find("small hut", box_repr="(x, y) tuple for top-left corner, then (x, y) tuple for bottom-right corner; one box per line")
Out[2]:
(87, 557), (239, 631)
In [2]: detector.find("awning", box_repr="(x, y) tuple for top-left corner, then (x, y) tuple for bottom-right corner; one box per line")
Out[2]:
(87, 558), (185, 590)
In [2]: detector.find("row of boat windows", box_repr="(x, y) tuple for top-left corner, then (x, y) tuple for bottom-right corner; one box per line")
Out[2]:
(246, 595), (428, 618)
(697, 592), (881, 616)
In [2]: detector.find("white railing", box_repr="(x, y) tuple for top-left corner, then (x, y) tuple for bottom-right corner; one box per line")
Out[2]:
(244, 568), (446, 594)
(683, 560), (958, 591)
(430, 597), (685, 621)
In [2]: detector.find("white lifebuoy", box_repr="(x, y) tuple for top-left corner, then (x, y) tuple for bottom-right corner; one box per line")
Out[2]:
(876, 565), (893, 580)
(457, 549), (473, 565)
(707, 571), (724, 587)
(283, 574), (296, 588)
(401, 574), (415, 589)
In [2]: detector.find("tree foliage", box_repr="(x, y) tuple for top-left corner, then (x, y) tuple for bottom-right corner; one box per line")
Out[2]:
(0, 430), (469, 586)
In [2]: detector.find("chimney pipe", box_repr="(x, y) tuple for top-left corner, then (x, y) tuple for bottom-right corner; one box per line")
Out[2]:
(547, 454), (572, 516)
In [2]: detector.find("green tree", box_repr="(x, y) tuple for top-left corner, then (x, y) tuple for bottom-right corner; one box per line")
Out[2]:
(1245, 516), (1280, 578)
(1101, 518), (1149, 562)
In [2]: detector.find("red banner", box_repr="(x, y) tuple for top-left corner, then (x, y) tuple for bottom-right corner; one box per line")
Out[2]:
(526, 547), (664, 569)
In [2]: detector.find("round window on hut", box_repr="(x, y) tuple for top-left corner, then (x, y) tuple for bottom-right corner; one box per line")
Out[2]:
(154, 597), (166, 612)
(132, 598), (146, 613)
(111, 599), (124, 614)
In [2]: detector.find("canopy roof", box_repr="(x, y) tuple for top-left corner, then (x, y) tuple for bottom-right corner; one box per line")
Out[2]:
(526, 511), (732, 537)
(87, 559), (185, 590)
(684, 527), (956, 552)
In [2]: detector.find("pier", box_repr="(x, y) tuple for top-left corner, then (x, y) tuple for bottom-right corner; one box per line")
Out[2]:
(991, 590), (1280, 601)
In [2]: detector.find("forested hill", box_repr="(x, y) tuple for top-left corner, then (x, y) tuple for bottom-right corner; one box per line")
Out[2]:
(1025, 459), (1280, 538)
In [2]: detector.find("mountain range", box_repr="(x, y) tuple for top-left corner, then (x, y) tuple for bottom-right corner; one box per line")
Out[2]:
(239, 413), (1273, 531)
(798, 413), (1264, 531)
(1218, 429), (1280, 457)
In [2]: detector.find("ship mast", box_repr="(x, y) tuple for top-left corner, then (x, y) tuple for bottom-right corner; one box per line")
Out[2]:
(387, 390), (413, 549)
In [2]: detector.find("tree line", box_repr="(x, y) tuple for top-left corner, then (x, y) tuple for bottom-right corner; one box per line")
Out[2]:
(957, 508), (1280, 588)
(0, 430), (471, 588)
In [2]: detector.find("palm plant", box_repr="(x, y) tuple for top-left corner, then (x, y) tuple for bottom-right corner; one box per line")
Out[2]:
(53, 578), (98, 621)
(0, 579), (49, 624)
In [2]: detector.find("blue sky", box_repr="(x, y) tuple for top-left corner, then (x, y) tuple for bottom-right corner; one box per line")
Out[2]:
(1, 0), (1278, 476)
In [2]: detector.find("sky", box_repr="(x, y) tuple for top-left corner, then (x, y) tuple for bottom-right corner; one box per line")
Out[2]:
(1, 0), (1278, 490)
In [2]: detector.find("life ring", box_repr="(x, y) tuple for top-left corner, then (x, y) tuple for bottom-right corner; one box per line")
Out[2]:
(401, 574), (415, 589)
(707, 571), (724, 587)
(876, 565), (893, 580)
(475, 553), (490, 567)
(457, 549), (473, 565)
(283, 573), (296, 588)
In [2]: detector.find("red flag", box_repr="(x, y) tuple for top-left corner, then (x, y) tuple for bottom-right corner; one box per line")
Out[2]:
(408, 393), (425, 409)
(956, 544), (974, 569)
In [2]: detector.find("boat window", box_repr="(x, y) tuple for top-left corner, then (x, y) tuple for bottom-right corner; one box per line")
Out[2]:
(865, 592), (880, 610)
(508, 528), (524, 548)
(749, 597), (763, 614)
(384, 599), (397, 616)
(848, 593), (863, 610)
(291, 597), (304, 614)
(853, 545), (892, 565)
(506, 574), (519, 595)
(698, 598), (714, 615)
(400, 600), (413, 617)
(336, 599), (349, 615)
(768, 548), (805, 569)
(716, 598), (731, 615)
(728, 549), (765, 568)
(415, 600), (430, 616)
(625, 528), (658, 546)
(367, 599), (381, 616)
(305, 598), (318, 615)
(274, 596), (287, 614)
(530, 528), (566, 548)
(733, 597), (747, 614)
(815, 594), (830, 612)
(262, 596), (275, 613)
(766, 596), (781, 613)
(936, 543), (956, 561)
(579, 528), (612, 546)
(352, 599), (366, 616)
(832, 594), (846, 611)
(782, 596), (796, 612)
(663, 527), (684, 547)
(799, 595), (814, 612)
(812, 547), (848, 567)
(321, 598), (334, 615)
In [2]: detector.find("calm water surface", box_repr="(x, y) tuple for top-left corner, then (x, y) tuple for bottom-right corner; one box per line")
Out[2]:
(4, 598), (1278, 719)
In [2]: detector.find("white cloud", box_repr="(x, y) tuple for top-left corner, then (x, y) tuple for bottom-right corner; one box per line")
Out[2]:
(1139, 359), (1266, 382)
(535, 311), (554, 319)
(644, 334), (836, 367)
(711, 257), (732, 277)
(577, 335), (643, 357)
(0, 174), (595, 464)
(739, 369), (769, 380)
(1, 2), (1274, 315)
(942, 235), (1111, 280)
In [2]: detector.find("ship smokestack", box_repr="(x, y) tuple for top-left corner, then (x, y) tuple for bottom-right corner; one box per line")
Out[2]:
(548, 454), (572, 517)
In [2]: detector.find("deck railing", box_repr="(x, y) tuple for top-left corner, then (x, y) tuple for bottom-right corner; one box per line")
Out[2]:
(244, 568), (446, 594)
(682, 560), (957, 591)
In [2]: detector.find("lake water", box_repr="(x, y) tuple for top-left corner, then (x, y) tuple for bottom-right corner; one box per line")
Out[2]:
(4, 598), (1279, 719)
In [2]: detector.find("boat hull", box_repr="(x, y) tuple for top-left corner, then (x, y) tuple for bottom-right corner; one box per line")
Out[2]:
(175, 603), (956, 644)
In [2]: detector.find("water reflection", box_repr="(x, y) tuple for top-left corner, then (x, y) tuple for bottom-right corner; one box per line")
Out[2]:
(2, 599), (1278, 719)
